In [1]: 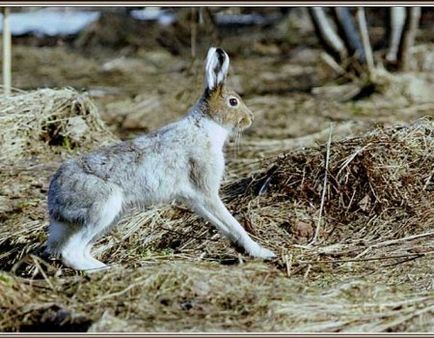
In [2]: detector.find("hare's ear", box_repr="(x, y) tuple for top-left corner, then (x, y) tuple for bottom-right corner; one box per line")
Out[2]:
(205, 47), (230, 91)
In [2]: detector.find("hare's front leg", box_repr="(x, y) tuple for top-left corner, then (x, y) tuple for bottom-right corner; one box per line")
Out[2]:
(190, 195), (276, 259)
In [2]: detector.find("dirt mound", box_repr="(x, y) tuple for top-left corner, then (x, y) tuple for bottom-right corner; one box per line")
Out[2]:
(228, 118), (433, 248)
(0, 88), (114, 164)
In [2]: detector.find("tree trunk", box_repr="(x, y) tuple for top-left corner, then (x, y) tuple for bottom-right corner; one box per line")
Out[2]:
(397, 7), (421, 71)
(386, 7), (406, 65)
(356, 8), (374, 73)
(2, 7), (12, 96)
(308, 7), (347, 62)
(332, 7), (366, 64)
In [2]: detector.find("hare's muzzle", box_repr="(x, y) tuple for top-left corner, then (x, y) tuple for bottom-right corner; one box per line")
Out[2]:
(238, 109), (254, 130)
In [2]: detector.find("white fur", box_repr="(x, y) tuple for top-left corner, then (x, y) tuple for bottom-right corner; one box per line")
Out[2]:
(205, 47), (230, 90)
(55, 190), (123, 271)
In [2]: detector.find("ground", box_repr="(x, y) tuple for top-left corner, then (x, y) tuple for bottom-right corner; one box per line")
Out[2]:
(0, 8), (433, 332)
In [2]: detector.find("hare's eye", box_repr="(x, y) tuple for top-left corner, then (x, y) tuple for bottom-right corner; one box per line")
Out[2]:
(229, 97), (238, 107)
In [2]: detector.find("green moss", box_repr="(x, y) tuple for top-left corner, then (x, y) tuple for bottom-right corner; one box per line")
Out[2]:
(0, 273), (14, 286)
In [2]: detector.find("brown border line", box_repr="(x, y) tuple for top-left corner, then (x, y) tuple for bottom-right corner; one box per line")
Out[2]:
(1, 1), (434, 6)
(0, 2), (433, 337)
(1, 332), (434, 336)
(2, 333), (434, 337)
(2, 334), (434, 337)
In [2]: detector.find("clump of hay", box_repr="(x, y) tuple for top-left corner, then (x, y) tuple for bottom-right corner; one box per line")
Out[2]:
(224, 118), (434, 256)
(0, 88), (114, 164)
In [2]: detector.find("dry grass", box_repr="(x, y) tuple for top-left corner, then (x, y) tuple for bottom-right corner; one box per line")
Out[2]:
(0, 87), (433, 332)
(0, 88), (114, 164)
(1, 260), (432, 332)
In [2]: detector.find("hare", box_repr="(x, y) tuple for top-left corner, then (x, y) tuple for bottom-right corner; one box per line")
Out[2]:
(46, 47), (276, 271)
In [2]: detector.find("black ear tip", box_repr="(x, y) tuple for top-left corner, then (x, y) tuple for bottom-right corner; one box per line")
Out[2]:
(215, 48), (226, 63)
(215, 48), (226, 56)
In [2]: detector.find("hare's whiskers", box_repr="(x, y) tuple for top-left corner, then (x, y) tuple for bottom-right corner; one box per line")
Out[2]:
(235, 130), (242, 157)
(238, 131), (243, 155)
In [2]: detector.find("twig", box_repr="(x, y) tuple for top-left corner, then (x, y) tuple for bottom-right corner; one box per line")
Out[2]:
(303, 264), (312, 280)
(299, 251), (433, 265)
(94, 281), (142, 303)
(369, 231), (434, 249)
(423, 168), (433, 191)
(31, 255), (54, 291)
(337, 144), (370, 178)
(320, 52), (346, 76)
(381, 254), (424, 268)
(309, 123), (333, 246)
(284, 253), (293, 277)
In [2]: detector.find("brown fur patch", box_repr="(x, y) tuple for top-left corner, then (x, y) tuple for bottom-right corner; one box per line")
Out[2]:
(188, 158), (205, 190)
(204, 86), (253, 130)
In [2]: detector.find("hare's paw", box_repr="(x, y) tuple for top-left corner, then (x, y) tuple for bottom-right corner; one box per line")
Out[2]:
(247, 244), (276, 260)
(255, 247), (277, 260)
(83, 258), (110, 272)
(85, 264), (110, 273)
(62, 253), (108, 272)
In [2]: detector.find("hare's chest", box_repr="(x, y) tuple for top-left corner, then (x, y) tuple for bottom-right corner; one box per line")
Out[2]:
(204, 152), (225, 182)
(187, 149), (225, 193)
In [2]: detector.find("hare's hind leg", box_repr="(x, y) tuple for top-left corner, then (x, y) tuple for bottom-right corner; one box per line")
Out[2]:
(60, 190), (123, 271)
(60, 228), (107, 271)
(46, 219), (98, 270)
(46, 220), (73, 253)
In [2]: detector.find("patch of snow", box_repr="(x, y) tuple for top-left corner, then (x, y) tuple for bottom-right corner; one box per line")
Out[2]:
(215, 13), (267, 26)
(0, 9), (100, 36)
(129, 7), (176, 26)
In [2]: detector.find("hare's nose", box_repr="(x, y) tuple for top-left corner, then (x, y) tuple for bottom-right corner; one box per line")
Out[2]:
(249, 110), (254, 121)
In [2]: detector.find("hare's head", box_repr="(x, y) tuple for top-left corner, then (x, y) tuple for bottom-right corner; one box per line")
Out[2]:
(201, 47), (253, 131)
